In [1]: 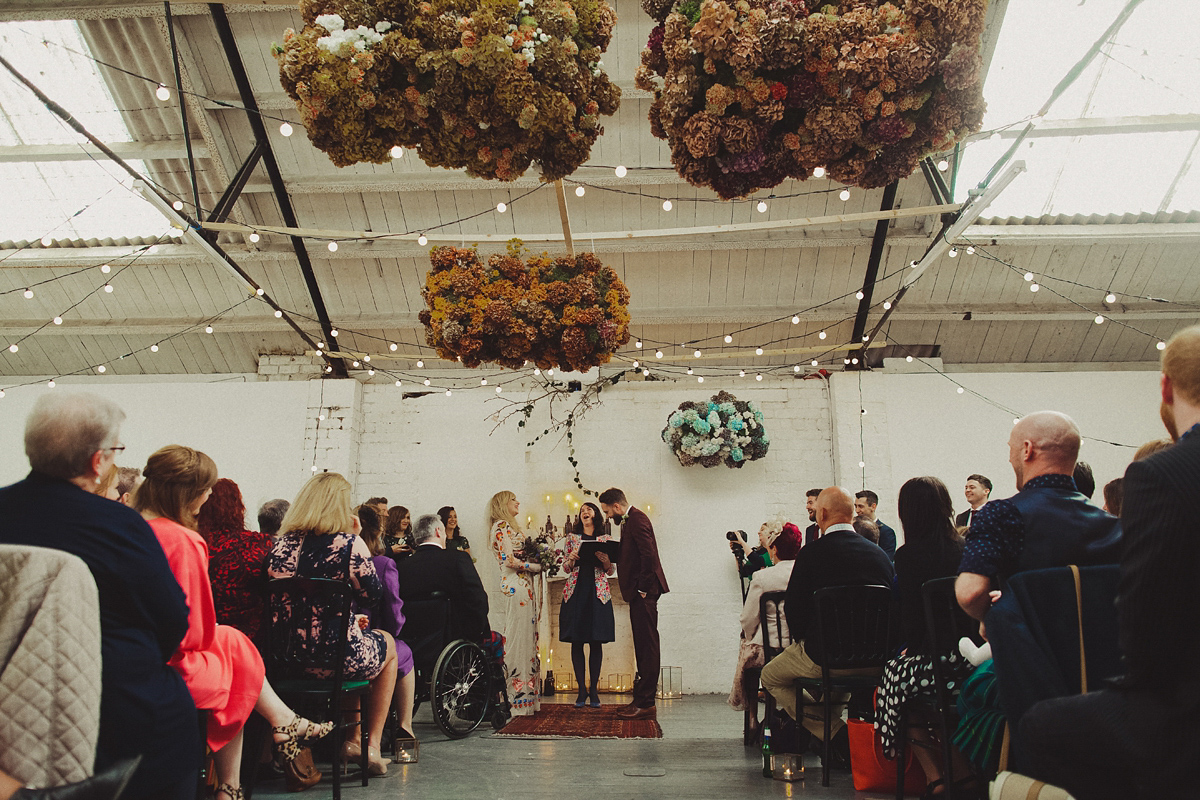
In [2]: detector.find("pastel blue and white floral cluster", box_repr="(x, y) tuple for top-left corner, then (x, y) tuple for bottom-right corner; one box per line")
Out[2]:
(661, 390), (769, 468)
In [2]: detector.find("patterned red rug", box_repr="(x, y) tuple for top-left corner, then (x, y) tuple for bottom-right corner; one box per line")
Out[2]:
(492, 703), (663, 739)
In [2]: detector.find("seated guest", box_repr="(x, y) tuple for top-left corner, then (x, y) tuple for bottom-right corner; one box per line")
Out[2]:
(852, 515), (880, 545)
(384, 505), (413, 559)
(257, 499), (289, 536)
(0, 393), (197, 799)
(1102, 477), (1123, 517)
(760, 487), (894, 764)
(874, 477), (973, 796)
(115, 466), (141, 506)
(438, 505), (474, 560)
(1020, 324), (1200, 799)
(854, 490), (897, 560)
(135, 446), (334, 796)
(955, 475), (991, 529)
(93, 465), (119, 500)
(394, 513), (490, 644)
(355, 505), (417, 741)
(734, 520), (782, 578)
(952, 411), (1122, 776)
(197, 478), (271, 644)
(1133, 438), (1172, 461)
(269, 475), (401, 777)
(729, 523), (802, 715)
(1073, 461), (1096, 500)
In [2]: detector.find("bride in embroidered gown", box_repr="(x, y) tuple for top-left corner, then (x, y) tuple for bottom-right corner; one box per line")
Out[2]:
(488, 491), (542, 716)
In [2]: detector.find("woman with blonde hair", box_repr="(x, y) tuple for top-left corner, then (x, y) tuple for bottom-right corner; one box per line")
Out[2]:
(488, 490), (541, 716)
(134, 445), (333, 798)
(268, 474), (400, 776)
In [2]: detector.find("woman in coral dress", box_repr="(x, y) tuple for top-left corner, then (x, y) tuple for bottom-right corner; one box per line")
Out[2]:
(488, 491), (541, 716)
(135, 445), (332, 799)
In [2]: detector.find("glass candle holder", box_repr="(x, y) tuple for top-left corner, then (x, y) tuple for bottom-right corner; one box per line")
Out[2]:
(657, 666), (682, 699)
(771, 753), (803, 781)
(395, 735), (419, 764)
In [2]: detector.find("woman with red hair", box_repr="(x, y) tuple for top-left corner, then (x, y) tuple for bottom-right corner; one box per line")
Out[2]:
(198, 478), (272, 644)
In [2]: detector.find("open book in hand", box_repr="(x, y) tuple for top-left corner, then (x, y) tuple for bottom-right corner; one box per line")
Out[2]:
(576, 539), (621, 569)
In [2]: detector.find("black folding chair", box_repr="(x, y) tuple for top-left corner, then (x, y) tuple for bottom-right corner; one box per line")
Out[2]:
(895, 576), (977, 800)
(794, 584), (895, 787)
(745, 590), (791, 745)
(265, 577), (372, 800)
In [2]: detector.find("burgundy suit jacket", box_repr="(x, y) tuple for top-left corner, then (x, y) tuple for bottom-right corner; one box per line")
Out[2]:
(616, 506), (669, 597)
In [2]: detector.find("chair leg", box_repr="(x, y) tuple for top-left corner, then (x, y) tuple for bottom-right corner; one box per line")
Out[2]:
(330, 692), (342, 800)
(197, 710), (209, 800)
(359, 713), (369, 787)
(938, 699), (955, 800)
(823, 682), (832, 787)
(895, 704), (907, 800)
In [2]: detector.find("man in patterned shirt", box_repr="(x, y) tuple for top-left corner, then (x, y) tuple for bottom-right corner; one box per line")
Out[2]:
(955, 410), (1122, 622)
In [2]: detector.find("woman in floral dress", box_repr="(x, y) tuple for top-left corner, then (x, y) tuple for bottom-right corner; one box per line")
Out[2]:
(488, 490), (541, 716)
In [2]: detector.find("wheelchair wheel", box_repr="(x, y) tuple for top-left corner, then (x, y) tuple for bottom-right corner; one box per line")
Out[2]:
(431, 639), (492, 739)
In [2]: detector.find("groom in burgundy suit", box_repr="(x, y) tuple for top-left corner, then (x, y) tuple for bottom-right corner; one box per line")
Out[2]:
(599, 487), (669, 720)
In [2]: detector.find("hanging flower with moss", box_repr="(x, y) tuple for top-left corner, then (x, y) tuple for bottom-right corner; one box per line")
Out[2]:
(662, 391), (769, 468)
(274, 0), (621, 181)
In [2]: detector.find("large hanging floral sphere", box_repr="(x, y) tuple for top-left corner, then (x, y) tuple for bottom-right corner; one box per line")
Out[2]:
(418, 242), (631, 371)
(662, 391), (770, 467)
(274, 0), (621, 181)
(635, 0), (988, 199)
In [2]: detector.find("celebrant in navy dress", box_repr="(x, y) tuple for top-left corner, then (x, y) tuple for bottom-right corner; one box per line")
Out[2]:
(559, 502), (616, 707)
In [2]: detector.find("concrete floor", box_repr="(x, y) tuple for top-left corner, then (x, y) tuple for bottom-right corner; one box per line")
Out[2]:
(253, 695), (892, 800)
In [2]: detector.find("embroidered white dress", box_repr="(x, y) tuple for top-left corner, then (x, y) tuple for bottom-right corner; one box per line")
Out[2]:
(491, 519), (541, 715)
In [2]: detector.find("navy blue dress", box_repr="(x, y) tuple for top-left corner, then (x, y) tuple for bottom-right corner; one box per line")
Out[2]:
(0, 472), (197, 800)
(559, 535), (616, 644)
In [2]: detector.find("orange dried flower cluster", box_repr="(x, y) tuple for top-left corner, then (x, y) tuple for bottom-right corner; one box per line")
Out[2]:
(636, 0), (988, 198)
(418, 243), (631, 371)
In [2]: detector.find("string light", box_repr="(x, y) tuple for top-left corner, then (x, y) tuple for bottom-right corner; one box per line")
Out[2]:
(496, 385), (502, 393)
(851, 357), (858, 364)
(363, 355), (370, 362)
(23, 288), (32, 299)
(279, 122), (293, 137)
(497, 202), (507, 213)
(697, 376), (704, 383)
(0, 389), (4, 398)
(171, 200), (184, 211)
(662, 200), (673, 211)
(883, 301), (892, 309)
(635, 340), (642, 348)
(858, 460), (865, 468)
(724, 334), (733, 343)
(97, 365), (106, 373)
(248, 231), (261, 243)
(1094, 315), (1105, 324)
(855, 290), (865, 300)
(1030, 283), (1040, 292)
(46, 380), (54, 388)
(416, 359), (424, 368)
(330, 328), (339, 337)
(957, 387), (965, 394)
(862, 334), (870, 341)
(1105, 293), (1116, 304)
(948, 247), (958, 258)
(818, 331), (827, 340)
(739, 369), (745, 376)
(642, 368), (649, 376)
(811, 359), (819, 366)
(150, 344), (159, 352)
(632, 360), (640, 368)
(813, 167), (826, 178)
(103, 284), (113, 293)
(615, 165), (627, 177)
(481, 378), (488, 385)
(327, 241), (338, 252)
(546, 369), (554, 376)
(937, 159), (949, 171)
(155, 84), (170, 101)
(693, 349), (702, 358)
(655, 350), (663, 359)
(205, 325), (214, 334)
(966, 246), (975, 255)
(424, 378), (431, 385)
(791, 315), (800, 324)
(318, 412), (326, 421)
(756, 200), (767, 213)
(52, 316), (62, 325)
(755, 347), (764, 355)
(390, 145), (404, 158)
(1024, 272), (1034, 281)
(325, 365), (333, 373)
(255, 288), (264, 296)
(686, 367), (693, 375)
(395, 379), (402, 387)
(534, 368), (541, 375)
(418, 235), (428, 246)
(274, 310), (283, 318)
(793, 365), (800, 372)
(100, 264), (111, 274)
(8, 344), (17, 353)
(1157, 341), (1167, 351)
(839, 189), (851, 201)
(352, 360), (360, 367)
(844, 358), (850, 364)
(755, 373), (763, 381)
(575, 186), (585, 197)
(389, 343), (398, 351)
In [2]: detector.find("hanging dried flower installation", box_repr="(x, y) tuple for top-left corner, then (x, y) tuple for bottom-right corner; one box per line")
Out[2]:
(274, 0), (621, 181)
(662, 390), (770, 467)
(636, 0), (988, 199)
(419, 242), (631, 371)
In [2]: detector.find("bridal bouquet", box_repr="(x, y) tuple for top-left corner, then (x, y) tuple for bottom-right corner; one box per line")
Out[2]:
(517, 534), (563, 576)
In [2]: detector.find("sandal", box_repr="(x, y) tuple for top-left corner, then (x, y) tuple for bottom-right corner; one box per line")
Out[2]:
(272, 714), (334, 750)
(920, 778), (945, 800)
(273, 716), (331, 792)
(214, 784), (244, 800)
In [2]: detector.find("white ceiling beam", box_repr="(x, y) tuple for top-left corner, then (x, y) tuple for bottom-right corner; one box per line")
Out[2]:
(0, 140), (209, 163)
(237, 165), (694, 194)
(965, 113), (1200, 143)
(963, 222), (1200, 245)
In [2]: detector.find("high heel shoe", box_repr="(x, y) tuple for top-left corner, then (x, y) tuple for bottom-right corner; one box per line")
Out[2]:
(575, 691), (587, 708)
(13, 756), (141, 800)
(342, 740), (391, 777)
(589, 688), (601, 708)
(273, 715), (332, 791)
(213, 784), (244, 800)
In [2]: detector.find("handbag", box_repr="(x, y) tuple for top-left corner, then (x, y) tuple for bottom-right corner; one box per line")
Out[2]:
(846, 718), (928, 795)
(282, 745), (322, 792)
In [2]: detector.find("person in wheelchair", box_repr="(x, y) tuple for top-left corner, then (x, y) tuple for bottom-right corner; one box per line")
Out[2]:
(396, 514), (508, 737)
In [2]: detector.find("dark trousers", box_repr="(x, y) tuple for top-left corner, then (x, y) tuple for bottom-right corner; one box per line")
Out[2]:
(628, 590), (660, 708)
(1019, 686), (1199, 800)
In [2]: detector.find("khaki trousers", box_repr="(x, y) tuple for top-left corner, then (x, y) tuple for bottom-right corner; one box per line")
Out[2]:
(760, 640), (880, 740)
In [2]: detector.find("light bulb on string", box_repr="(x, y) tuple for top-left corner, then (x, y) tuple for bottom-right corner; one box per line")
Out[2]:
(418, 235), (428, 246)
(793, 365), (800, 373)
(937, 159), (949, 172)
(103, 284), (113, 293)
(205, 325), (214, 334)
(883, 301), (892, 310)
(255, 288), (264, 296)
(534, 368), (541, 376)
(150, 344), (159, 352)
(694, 349), (702, 358)
(416, 359), (424, 368)
(363, 355), (370, 363)
(481, 378), (488, 385)
(813, 167), (826, 178)
(279, 122), (293, 137)
(497, 202), (507, 213)
(325, 365), (333, 373)
(851, 357), (858, 364)
(739, 370), (745, 377)
(818, 330), (827, 340)
(330, 328), (339, 337)
(655, 350), (663, 359)
(697, 376), (704, 383)
(1105, 293), (1116, 304)
(1024, 272), (1034, 281)
(23, 288), (32, 299)
(274, 310), (283, 318)
(855, 290), (864, 300)
(172, 200), (184, 211)
(99, 264), (111, 274)
(858, 460), (865, 468)
(546, 369), (554, 376)
(396, 380), (402, 387)
(575, 186), (585, 197)
(632, 360), (640, 368)
(844, 358), (851, 365)
(8, 344), (17, 353)
(686, 367), (693, 375)
(615, 165), (627, 177)
(642, 368), (649, 376)
(811, 359), (818, 366)
(792, 315), (800, 324)
(423, 378), (431, 385)
(966, 246), (975, 255)
(635, 340), (642, 349)
(327, 241), (338, 252)
(1094, 315), (1105, 325)
(948, 247), (958, 258)
(1157, 341), (1167, 351)
(352, 360), (360, 368)
(47, 380), (55, 388)
(756, 200), (767, 213)
(495, 385), (502, 393)
(390, 145), (404, 158)
(0, 389), (3, 398)
(755, 373), (763, 381)
(862, 334), (869, 342)
(97, 365), (106, 373)
(839, 189), (850, 201)
(724, 334), (732, 343)
(156, 85), (171, 101)
(662, 200), (672, 211)
(1030, 283), (1040, 292)
(52, 316), (62, 325)
(249, 232), (261, 243)
(755, 347), (763, 356)
(389, 343), (398, 351)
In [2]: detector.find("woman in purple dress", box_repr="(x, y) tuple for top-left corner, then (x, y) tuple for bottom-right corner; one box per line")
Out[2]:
(356, 504), (416, 741)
